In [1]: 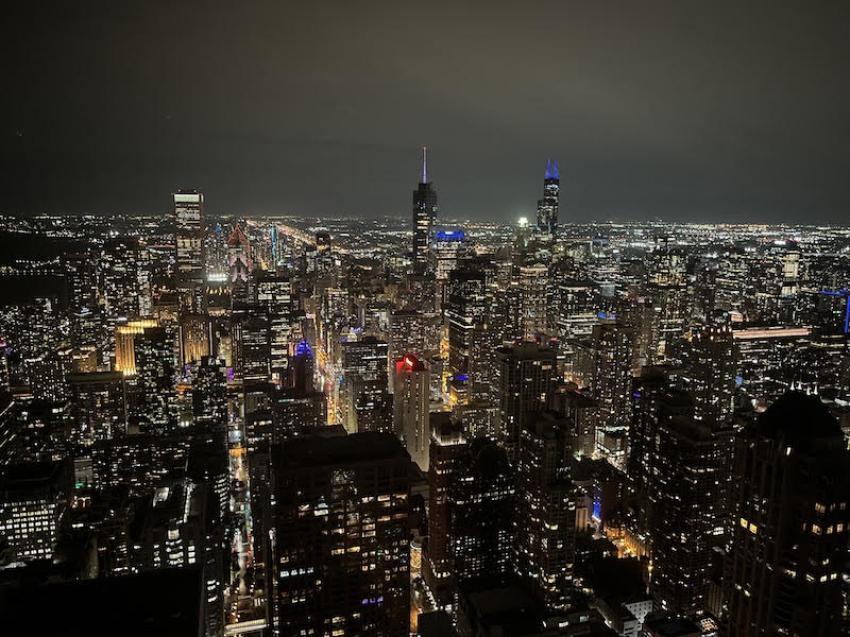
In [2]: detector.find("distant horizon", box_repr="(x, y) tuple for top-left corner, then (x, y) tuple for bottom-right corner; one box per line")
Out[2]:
(3, 207), (849, 229)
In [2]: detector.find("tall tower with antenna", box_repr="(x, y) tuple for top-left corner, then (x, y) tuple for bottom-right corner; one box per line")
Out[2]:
(412, 146), (438, 268)
(536, 159), (560, 236)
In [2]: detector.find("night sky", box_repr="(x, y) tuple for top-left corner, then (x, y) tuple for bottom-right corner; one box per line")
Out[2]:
(2, 1), (849, 223)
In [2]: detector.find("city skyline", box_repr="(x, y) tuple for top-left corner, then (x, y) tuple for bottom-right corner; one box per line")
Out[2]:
(2, 3), (850, 637)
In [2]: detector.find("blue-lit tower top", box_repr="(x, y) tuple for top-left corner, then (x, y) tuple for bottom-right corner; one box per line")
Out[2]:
(536, 159), (560, 236)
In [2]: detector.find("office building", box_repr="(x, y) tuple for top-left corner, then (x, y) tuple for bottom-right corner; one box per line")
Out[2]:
(0, 460), (71, 561)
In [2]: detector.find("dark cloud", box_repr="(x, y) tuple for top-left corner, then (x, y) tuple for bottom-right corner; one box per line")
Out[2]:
(1, 0), (848, 223)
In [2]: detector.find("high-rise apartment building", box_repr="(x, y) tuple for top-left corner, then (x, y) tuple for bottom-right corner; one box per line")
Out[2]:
(680, 321), (736, 425)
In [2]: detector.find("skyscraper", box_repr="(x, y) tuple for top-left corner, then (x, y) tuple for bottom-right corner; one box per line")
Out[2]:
(448, 438), (516, 586)
(173, 189), (206, 313)
(272, 432), (411, 636)
(256, 270), (292, 386)
(515, 411), (576, 610)
(680, 321), (736, 425)
(496, 342), (558, 460)
(423, 414), (467, 608)
(645, 389), (732, 615)
(587, 319), (634, 470)
(392, 354), (430, 471)
(517, 262), (550, 340)
(340, 336), (391, 433)
(535, 159), (559, 235)
(227, 223), (252, 306)
(412, 147), (438, 268)
(724, 392), (850, 636)
(126, 323), (174, 432)
(446, 265), (488, 379)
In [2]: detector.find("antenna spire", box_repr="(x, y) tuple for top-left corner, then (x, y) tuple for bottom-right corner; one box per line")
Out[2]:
(421, 146), (428, 183)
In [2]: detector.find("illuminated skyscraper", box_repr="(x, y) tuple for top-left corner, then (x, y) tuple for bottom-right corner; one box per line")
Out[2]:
(388, 309), (440, 379)
(642, 388), (733, 615)
(191, 356), (228, 431)
(99, 237), (151, 321)
(227, 223), (252, 306)
(517, 262), (549, 340)
(724, 393), (850, 636)
(412, 147), (438, 269)
(289, 338), (315, 395)
(586, 319), (634, 470)
(173, 189), (206, 312)
(392, 354), (430, 470)
(256, 270), (292, 386)
(423, 414), (467, 608)
(680, 320), (736, 425)
(432, 228), (468, 308)
(272, 432), (411, 636)
(233, 305), (270, 385)
(515, 411), (576, 610)
(448, 439), (516, 585)
(496, 342), (558, 460)
(536, 159), (559, 235)
(340, 336), (390, 433)
(126, 323), (174, 432)
(179, 313), (210, 366)
(446, 265), (488, 379)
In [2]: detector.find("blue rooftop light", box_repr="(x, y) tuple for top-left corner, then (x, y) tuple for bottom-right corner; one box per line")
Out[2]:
(435, 229), (465, 242)
(295, 339), (314, 358)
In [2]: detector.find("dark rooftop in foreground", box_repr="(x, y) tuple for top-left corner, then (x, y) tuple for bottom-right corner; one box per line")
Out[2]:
(643, 616), (701, 637)
(276, 430), (409, 468)
(0, 460), (69, 496)
(0, 568), (204, 637)
(757, 391), (842, 443)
